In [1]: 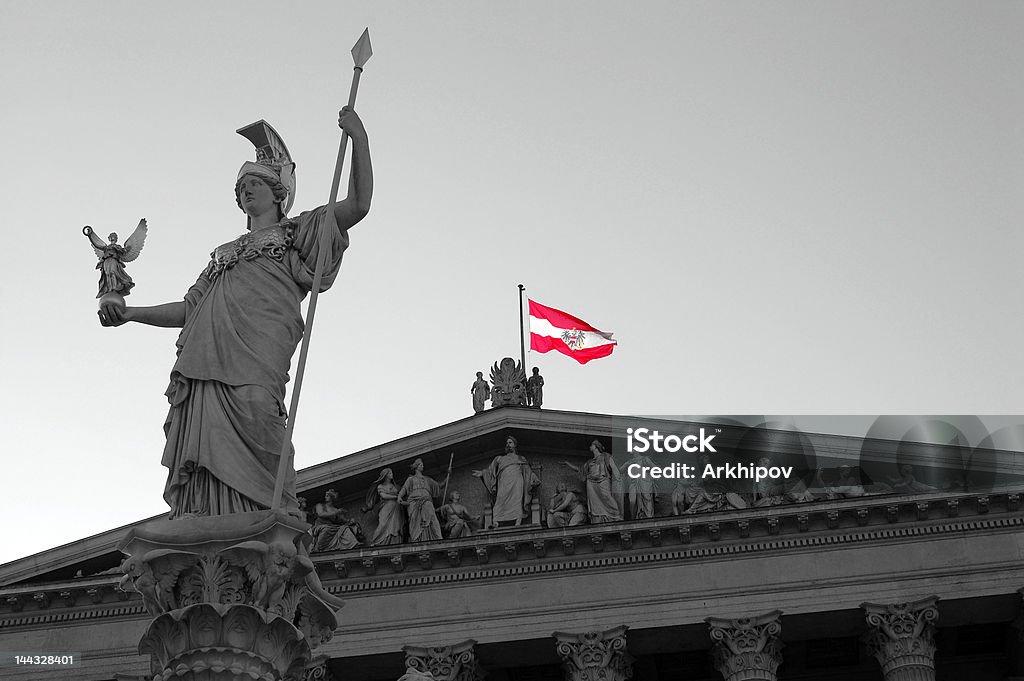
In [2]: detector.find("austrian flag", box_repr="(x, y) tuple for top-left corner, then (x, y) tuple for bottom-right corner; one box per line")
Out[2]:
(528, 299), (617, 364)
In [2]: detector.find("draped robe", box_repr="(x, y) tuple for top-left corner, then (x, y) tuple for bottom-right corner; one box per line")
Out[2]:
(479, 453), (539, 523)
(162, 206), (347, 518)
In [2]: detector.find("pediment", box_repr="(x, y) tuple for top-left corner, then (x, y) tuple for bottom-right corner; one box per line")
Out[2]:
(5, 408), (1022, 589)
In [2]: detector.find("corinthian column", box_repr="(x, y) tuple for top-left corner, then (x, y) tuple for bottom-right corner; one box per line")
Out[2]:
(402, 639), (482, 681)
(119, 510), (343, 681)
(861, 596), (939, 681)
(553, 625), (633, 681)
(705, 610), (783, 681)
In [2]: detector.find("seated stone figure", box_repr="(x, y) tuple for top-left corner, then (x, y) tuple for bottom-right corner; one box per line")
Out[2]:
(437, 491), (480, 538)
(889, 464), (937, 494)
(310, 489), (363, 552)
(548, 482), (588, 527)
(673, 454), (746, 514)
(815, 465), (866, 499)
(751, 457), (815, 507)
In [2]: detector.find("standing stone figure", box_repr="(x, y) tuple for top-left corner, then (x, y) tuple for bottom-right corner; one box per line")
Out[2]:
(470, 371), (490, 413)
(620, 452), (657, 519)
(363, 467), (405, 545)
(437, 491), (480, 538)
(96, 109), (373, 518)
(526, 367), (544, 409)
(398, 459), (447, 542)
(84, 220), (148, 300)
(473, 435), (541, 526)
(548, 482), (588, 527)
(562, 440), (623, 523)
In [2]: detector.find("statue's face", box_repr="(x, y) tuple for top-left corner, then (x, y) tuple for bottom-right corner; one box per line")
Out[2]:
(450, 491), (461, 503)
(238, 174), (278, 218)
(505, 437), (516, 453)
(108, 233), (118, 243)
(556, 483), (567, 493)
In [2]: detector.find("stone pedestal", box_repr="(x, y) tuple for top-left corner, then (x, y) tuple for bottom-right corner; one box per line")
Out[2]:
(553, 625), (633, 681)
(705, 610), (783, 681)
(403, 639), (482, 681)
(861, 596), (939, 681)
(118, 510), (343, 681)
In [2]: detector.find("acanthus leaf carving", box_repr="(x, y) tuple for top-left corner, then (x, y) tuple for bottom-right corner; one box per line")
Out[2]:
(404, 639), (483, 681)
(862, 596), (939, 677)
(706, 610), (783, 681)
(553, 626), (633, 681)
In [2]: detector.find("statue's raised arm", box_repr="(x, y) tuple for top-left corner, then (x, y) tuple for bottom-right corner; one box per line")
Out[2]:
(332, 106), (372, 232)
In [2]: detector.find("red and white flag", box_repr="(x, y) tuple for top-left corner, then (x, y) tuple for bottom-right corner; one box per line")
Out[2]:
(528, 299), (617, 364)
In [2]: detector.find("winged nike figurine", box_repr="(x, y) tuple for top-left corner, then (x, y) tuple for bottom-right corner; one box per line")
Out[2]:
(83, 218), (148, 300)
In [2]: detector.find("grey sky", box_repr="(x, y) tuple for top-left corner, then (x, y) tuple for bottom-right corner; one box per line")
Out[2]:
(1, 1), (1021, 564)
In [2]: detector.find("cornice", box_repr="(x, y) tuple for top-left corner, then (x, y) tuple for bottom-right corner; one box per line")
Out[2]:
(1, 489), (1020, 630)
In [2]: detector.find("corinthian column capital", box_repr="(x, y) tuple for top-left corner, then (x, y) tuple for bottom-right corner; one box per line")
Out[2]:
(705, 610), (783, 681)
(402, 639), (482, 681)
(553, 625), (633, 681)
(861, 596), (939, 681)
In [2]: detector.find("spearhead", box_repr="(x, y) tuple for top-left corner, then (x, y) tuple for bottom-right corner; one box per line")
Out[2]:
(352, 28), (372, 69)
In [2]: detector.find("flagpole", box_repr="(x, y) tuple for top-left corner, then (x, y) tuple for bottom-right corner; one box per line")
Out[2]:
(518, 284), (527, 371)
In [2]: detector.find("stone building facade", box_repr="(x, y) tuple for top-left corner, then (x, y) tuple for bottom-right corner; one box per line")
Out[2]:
(2, 409), (1023, 680)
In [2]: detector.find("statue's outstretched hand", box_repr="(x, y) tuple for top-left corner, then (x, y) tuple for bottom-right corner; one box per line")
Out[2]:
(98, 296), (128, 327)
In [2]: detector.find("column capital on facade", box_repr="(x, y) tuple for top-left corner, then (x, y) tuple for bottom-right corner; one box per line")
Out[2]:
(403, 639), (482, 681)
(553, 625), (634, 681)
(861, 596), (939, 681)
(705, 610), (783, 681)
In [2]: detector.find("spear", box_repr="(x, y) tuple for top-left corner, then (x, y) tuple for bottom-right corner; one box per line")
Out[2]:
(441, 452), (455, 506)
(272, 29), (373, 510)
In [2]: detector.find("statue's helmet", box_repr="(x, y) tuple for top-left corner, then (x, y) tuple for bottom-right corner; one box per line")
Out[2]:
(235, 119), (296, 217)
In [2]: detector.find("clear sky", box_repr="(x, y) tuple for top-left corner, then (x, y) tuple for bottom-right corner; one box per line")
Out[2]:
(1, 1), (1021, 565)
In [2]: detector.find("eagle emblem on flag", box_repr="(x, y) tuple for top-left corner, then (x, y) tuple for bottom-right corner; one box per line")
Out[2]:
(561, 329), (587, 350)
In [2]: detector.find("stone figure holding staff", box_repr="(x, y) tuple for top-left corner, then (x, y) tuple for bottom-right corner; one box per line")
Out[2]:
(98, 108), (373, 519)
